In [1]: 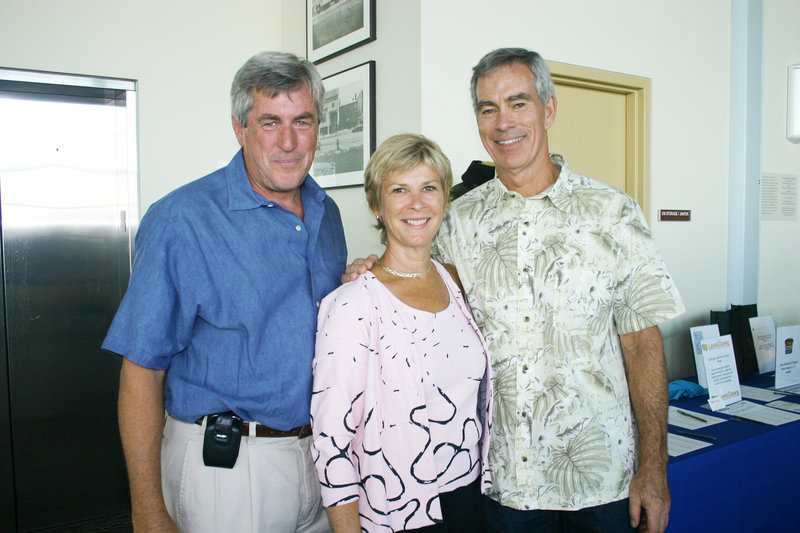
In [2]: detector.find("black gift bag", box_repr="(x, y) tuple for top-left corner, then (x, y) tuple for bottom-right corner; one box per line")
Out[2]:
(709, 303), (759, 382)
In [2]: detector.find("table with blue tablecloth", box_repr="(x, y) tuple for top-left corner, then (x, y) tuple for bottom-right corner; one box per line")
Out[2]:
(667, 372), (800, 532)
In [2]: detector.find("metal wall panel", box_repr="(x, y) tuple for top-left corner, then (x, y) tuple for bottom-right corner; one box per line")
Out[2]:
(0, 261), (13, 533)
(0, 71), (136, 532)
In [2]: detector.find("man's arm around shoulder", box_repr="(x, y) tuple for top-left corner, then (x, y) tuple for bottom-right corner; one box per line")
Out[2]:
(118, 358), (178, 532)
(620, 325), (670, 533)
(341, 254), (378, 283)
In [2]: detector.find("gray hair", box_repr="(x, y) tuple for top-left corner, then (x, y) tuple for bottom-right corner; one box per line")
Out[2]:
(470, 48), (555, 114)
(231, 51), (325, 126)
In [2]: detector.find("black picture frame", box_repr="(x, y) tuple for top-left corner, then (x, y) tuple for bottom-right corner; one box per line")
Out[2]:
(306, 0), (376, 64)
(311, 60), (376, 189)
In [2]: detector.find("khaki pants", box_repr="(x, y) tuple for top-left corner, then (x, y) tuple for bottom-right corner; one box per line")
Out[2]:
(161, 415), (331, 533)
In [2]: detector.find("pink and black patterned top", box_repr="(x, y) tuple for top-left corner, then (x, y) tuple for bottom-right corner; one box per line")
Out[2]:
(311, 261), (492, 532)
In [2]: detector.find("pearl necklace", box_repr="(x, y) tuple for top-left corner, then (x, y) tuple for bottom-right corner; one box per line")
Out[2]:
(376, 259), (432, 279)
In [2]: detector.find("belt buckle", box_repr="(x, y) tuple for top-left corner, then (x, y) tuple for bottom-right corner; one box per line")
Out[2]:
(297, 425), (311, 439)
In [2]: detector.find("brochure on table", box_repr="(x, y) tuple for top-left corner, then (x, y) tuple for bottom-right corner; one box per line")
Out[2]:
(718, 399), (800, 425)
(668, 433), (713, 457)
(690, 324), (719, 388)
(775, 325), (800, 390)
(749, 315), (776, 373)
(700, 334), (742, 410)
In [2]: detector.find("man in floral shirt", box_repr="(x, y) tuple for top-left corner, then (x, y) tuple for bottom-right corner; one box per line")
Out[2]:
(432, 48), (684, 533)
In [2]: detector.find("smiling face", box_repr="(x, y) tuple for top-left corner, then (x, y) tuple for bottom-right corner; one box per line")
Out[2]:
(374, 164), (445, 255)
(475, 61), (557, 193)
(232, 84), (318, 201)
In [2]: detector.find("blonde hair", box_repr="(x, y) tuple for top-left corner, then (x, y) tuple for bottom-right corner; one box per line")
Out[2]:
(363, 134), (453, 244)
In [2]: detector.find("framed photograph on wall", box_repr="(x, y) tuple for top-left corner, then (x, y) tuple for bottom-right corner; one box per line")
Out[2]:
(312, 60), (375, 189)
(307, 0), (376, 64)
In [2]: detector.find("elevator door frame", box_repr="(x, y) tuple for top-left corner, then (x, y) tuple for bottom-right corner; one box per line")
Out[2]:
(0, 67), (138, 532)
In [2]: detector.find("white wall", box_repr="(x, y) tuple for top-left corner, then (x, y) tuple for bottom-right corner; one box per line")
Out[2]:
(419, 0), (733, 379)
(0, 0), (283, 212)
(759, 0), (800, 327)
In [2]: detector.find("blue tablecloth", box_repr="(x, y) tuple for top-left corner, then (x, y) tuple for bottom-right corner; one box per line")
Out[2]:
(667, 372), (800, 532)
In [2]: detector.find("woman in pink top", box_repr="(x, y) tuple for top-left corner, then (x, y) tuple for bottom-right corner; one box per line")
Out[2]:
(311, 134), (491, 533)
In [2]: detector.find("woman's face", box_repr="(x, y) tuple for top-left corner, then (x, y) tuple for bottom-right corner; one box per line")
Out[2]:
(375, 164), (445, 253)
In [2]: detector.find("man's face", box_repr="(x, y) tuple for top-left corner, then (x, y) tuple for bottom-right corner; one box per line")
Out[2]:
(232, 84), (318, 199)
(475, 62), (556, 181)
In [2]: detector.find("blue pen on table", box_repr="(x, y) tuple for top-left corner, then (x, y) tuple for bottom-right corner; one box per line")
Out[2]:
(774, 389), (800, 398)
(677, 409), (707, 423)
(673, 429), (717, 442)
(730, 415), (768, 425)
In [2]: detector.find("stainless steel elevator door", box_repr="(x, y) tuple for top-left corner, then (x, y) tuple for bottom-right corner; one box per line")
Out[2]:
(0, 73), (136, 531)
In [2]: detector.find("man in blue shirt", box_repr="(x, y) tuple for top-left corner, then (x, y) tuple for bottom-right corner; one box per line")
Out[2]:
(103, 51), (346, 532)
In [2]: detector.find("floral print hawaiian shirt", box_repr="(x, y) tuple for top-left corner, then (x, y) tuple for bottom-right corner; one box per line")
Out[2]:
(433, 155), (684, 510)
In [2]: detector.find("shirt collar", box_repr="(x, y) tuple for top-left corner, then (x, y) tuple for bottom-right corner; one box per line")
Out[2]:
(543, 153), (578, 214)
(485, 153), (575, 213)
(225, 149), (327, 211)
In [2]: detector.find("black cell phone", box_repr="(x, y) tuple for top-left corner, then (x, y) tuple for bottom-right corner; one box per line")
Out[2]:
(202, 411), (243, 469)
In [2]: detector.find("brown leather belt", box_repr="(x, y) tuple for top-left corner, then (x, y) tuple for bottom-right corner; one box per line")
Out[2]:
(195, 417), (311, 439)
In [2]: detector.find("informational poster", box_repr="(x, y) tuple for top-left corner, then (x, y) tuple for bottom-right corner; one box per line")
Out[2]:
(749, 315), (776, 373)
(690, 324), (720, 388)
(775, 325), (800, 390)
(701, 335), (742, 410)
(761, 174), (797, 221)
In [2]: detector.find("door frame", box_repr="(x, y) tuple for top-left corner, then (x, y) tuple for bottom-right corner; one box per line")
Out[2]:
(0, 67), (138, 531)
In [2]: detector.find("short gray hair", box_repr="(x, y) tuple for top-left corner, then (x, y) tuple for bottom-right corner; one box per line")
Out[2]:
(470, 48), (555, 114)
(231, 51), (325, 126)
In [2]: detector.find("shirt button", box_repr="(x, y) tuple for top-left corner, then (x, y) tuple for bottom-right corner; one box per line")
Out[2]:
(267, 203), (274, 208)
(521, 411), (528, 418)
(295, 225), (302, 231)
(521, 456), (528, 462)
(523, 316), (530, 322)
(316, 301), (320, 308)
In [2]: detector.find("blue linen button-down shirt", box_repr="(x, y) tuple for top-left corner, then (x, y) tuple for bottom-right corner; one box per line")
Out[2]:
(102, 150), (347, 429)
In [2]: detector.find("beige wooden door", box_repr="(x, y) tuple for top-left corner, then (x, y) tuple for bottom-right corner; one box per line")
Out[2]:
(546, 62), (651, 219)
(548, 84), (627, 191)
